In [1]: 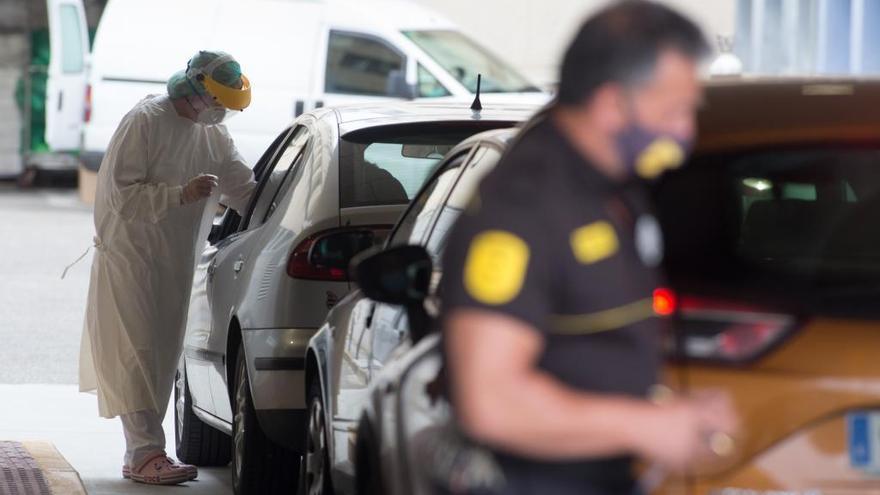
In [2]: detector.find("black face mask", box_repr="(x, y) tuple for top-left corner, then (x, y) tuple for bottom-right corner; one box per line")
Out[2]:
(614, 103), (693, 181)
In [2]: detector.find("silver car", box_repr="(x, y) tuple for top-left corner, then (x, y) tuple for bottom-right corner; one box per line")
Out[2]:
(305, 128), (519, 495)
(174, 103), (536, 494)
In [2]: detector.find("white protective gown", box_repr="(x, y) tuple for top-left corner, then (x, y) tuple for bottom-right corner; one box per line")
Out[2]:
(79, 95), (255, 418)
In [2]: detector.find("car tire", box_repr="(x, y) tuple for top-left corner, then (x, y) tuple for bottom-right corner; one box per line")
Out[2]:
(174, 365), (232, 466)
(232, 343), (300, 495)
(355, 416), (385, 495)
(300, 380), (334, 495)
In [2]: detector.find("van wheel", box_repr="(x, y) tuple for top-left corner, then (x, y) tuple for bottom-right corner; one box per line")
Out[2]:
(300, 380), (334, 495)
(174, 366), (232, 466)
(232, 343), (300, 494)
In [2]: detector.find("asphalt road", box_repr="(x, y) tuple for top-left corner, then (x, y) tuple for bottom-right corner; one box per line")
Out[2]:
(0, 183), (94, 384)
(0, 183), (234, 494)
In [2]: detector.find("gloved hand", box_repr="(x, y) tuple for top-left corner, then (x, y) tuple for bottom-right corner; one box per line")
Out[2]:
(181, 174), (219, 205)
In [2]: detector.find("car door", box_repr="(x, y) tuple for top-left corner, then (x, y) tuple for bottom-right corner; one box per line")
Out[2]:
(210, 124), (313, 420)
(328, 149), (472, 475)
(210, 126), (313, 420)
(387, 143), (505, 494)
(184, 127), (297, 415)
(45, 0), (89, 152)
(368, 149), (475, 375)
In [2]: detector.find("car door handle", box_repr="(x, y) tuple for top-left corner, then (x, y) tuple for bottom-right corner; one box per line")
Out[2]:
(58, 90), (63, 111)
(384, 381), (397, 395)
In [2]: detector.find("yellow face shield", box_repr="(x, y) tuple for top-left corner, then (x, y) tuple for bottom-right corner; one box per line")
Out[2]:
(186, 52), (252, 112)
(202, 73), (251, 111)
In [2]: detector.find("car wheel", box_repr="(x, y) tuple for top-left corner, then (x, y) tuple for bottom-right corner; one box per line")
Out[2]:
(301, 380), (334, 495)
(355, 416), (385, 495)
(174, 365), (232, 466)
(232, 343), (300, 494)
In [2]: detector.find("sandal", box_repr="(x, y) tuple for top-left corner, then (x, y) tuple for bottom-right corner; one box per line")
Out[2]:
(126, 452), (198, 485)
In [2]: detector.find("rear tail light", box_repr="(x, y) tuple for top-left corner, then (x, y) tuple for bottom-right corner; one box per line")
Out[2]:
(84, 84), (92, 123)
(663, 291), (797, 364)
(653, 288), (678, 316)
(286, 226), (391, 281)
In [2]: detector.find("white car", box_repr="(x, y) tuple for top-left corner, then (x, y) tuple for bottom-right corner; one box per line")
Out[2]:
(175, 101), (537, 494)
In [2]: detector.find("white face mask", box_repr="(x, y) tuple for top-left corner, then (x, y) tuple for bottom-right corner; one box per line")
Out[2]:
(197, 106), (227, 126)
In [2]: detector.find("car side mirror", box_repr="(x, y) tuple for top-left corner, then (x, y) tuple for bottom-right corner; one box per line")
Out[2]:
(354, 245), (432, 304)
(310, 230), (379, 272)
(353, 245), (434, 342)
(387, 69), (417, 100)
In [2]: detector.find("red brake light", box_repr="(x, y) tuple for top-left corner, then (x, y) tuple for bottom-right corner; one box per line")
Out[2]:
(653, 288), (678, 316)
(286, 226), (390, 281)
(84, 84), (92, 123)
(286, 235), (347, 281)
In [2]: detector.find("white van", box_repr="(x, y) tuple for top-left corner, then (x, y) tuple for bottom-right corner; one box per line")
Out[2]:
(81, 0), (547, 173)
(1, 0), (90, 178)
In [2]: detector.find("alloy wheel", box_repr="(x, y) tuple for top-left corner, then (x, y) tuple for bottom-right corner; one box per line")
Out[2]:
(233, 359), (248, 483)
(174, 371), (185, 445)
(305, 397), (328, 495)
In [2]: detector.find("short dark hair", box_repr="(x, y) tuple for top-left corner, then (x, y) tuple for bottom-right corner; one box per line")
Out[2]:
(557, 0), (710, 106)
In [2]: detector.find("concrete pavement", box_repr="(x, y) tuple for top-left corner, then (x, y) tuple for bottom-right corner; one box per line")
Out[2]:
(0, 384), (232, 494)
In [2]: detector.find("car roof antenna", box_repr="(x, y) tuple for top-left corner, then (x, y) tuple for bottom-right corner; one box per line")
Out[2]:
(470, 74), (483, 112)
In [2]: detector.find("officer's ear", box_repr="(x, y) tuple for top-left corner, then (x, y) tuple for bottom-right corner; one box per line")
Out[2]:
(589, 83), (628, 135)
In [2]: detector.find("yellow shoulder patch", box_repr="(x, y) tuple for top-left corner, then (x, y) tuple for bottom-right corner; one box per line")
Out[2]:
(464, 230), (530, 305)
(570, 221), (619, 264)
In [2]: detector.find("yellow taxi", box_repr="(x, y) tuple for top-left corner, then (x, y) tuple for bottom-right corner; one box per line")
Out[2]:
(657, 79), (880, 494)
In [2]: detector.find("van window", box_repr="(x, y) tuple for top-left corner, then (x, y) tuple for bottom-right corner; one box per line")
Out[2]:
(325, 31), (405, 96)
(403, 30), (538, 94)
(656, 147), (880, 316)
(60, 5), (85, 73)
(418, 64), (451, 98)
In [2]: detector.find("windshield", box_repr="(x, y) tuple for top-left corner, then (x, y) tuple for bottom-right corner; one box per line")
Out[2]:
(402, 30), (539, 94)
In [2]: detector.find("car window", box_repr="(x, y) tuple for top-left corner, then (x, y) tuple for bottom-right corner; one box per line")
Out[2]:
(325, 31), (405, 96)
(417, 64), (451, 98)
(245, 126), (310, 230)
(60, 5), (85, 73)
(425, 145), (503, 263)
(212, 127), (295, 243)
(656, 147), (880, 315)
(388, 151), (472, 247)
(339, 127), (486, 208)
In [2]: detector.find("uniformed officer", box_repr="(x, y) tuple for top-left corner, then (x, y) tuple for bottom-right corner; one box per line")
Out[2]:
(441, 2), (738, 494)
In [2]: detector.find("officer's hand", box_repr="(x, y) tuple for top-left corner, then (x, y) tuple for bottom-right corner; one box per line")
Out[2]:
(182, 174), (219, 205)
(634, 394), (739, 472)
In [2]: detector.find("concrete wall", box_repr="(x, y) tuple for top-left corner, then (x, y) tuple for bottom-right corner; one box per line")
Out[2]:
(412, 0), (737, 86)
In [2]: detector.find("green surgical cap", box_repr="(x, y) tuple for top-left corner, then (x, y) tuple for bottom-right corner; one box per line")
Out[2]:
(167, 50), (242, 99)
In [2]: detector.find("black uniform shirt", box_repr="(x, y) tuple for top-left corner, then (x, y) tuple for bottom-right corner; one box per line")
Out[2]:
(441, 117), (665, 495)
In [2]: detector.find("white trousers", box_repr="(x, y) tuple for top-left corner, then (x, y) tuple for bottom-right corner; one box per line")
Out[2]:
(121, 409), (166, 467)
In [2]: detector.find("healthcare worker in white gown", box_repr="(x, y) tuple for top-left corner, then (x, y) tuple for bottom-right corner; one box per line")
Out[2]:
(79, 50), (256, 485)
